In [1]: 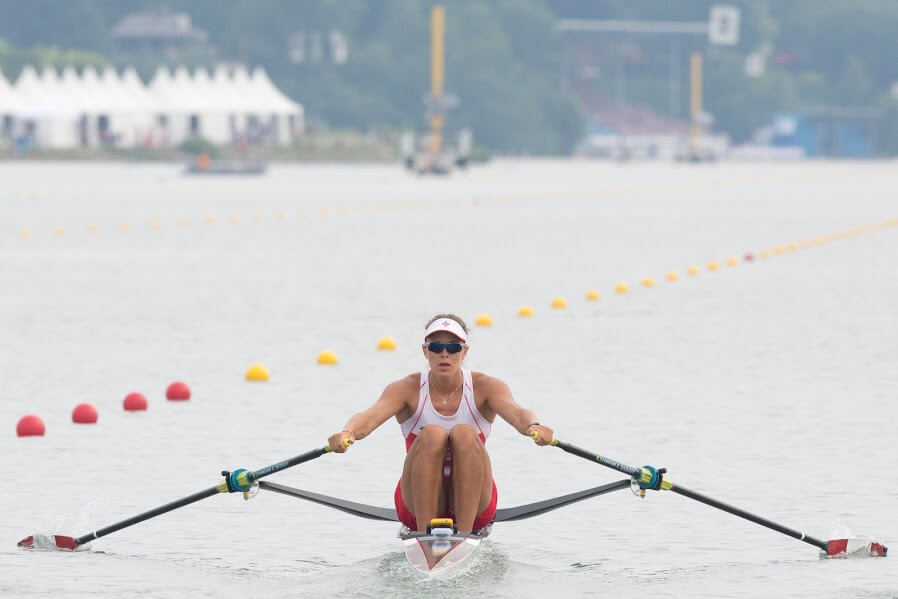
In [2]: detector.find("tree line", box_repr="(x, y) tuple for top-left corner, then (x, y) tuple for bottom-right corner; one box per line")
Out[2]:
(2, 0), (897, 154)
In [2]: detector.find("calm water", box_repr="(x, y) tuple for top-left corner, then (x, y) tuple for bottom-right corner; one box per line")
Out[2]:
(1, 160), (896, 598)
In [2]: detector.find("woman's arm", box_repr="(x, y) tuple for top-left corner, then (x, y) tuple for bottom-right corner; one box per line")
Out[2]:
(480, 374), (554, 445)
(327, 376), (415, 452)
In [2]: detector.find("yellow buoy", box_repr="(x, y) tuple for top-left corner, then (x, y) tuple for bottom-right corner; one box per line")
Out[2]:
(19, 229), (31, 239)
(377, 337), (397, 350)
(726, 256), (738, 266)
(119, 222), (131, 232)
(586, 290), (600, 301)
(775, 246), (785, 255)
(204, 216), (216, 225)
(245, 363), (270, 382)
(708, 261), (719, 271)
(666, 271), (679, 281)
(475, 313), (493, 326)
(788, 242), (798, 251)
(800, 240), (811, 249)
(642, 278), (655, 288)
(615, 282), (629, 294)
(687, 265), (700, 275)
(53, 226), (65, 237)
(551, 296), (568, 309)
(87, 224), (99, 234)
(518, 306), (534, 317)
(759, 249), (770, 258)
(317, 350), (338, 365)
(149, 219), (161, 230)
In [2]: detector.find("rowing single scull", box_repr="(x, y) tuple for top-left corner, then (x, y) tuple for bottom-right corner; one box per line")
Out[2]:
(16, 438), (887, 575)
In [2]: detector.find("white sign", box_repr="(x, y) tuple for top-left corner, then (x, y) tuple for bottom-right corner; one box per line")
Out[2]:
(709, 5), (740, 45)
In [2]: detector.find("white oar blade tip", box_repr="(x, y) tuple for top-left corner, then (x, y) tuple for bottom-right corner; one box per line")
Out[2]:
(17, 534), (79, 551)
(823, 538), (887, 558)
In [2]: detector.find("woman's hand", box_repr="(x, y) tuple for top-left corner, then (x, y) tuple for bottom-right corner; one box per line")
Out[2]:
(527, 424), (554, 446)
(328, 430), (355, 453)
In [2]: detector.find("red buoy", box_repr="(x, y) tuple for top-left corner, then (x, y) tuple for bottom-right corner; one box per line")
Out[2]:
(17, 414), (45, 437)
(123, 392), (148, 411)
(743, 252), (755, 262)
(166, 381), (191, 401)
(72, 403), (98, 424)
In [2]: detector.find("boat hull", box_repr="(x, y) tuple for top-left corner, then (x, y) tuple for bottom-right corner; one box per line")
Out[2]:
(401, 531), (483, 574)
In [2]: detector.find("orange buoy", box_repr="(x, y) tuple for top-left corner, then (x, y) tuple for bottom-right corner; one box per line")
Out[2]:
(166, 381), (191, 401)
(72, 403), (98, 424)
(123, 392), (148, 411)
(16, 414), (45, 437)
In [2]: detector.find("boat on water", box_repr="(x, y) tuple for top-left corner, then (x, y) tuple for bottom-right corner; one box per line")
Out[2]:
(256, 477), (632, 575)
(184, 153), (267, 175)
(15, 442), (888, 575)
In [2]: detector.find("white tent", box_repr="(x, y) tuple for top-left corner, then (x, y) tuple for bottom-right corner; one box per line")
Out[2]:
(120, 66), (166, 146)
(14, 65), (80, 148)
(248, 66), (304, 143)
(2, 62), (303, 149)
(1, 68), (22, 135)
(60, 66), (101, 146)
(98, 66), (156, 147)
(190, 66), (232, 144)
(0, 68), (22, 147)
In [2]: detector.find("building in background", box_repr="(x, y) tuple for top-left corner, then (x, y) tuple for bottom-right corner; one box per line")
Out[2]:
(767, 110), (881, 158)
(112, 10), (211, 57)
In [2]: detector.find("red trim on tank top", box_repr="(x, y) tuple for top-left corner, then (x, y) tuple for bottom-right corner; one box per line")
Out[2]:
(463, 390), (486, 439)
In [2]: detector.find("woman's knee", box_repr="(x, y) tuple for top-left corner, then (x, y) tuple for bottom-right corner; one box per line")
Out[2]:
(413, 425), (449, 455)
(448, 424), (479, 447)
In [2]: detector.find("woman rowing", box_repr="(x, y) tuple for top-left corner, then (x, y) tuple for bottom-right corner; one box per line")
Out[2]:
(328, 313), (554, 533)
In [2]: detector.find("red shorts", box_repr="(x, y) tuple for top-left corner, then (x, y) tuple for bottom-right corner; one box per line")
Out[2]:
(394, 478), (497, 531)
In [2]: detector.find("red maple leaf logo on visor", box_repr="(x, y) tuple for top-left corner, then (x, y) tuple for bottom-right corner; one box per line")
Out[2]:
(442, 320), (451, 326)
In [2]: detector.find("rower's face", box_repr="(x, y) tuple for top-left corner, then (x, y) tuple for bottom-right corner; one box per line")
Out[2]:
(422, 331), (467, 374)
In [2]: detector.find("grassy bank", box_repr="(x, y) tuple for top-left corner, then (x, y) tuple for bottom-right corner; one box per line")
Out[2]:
(0, 130), (403, 163)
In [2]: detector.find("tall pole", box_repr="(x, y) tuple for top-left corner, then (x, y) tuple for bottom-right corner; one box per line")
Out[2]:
(668, 37), (679, 118)
(430, 5), (445, 154)
(689, 51), (702, 157)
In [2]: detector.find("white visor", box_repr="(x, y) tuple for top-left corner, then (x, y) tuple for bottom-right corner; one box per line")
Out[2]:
(424, 318), (468, 343)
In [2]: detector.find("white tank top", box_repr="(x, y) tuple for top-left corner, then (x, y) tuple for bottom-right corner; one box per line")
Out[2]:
(399, 369), (492, 450)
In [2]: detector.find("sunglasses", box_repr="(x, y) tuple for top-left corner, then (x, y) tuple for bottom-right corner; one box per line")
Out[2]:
(424, 342), (467, 354)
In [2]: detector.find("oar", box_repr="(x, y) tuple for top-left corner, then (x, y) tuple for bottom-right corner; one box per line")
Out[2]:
(17, 445), (333, 551)
(548, 439), (888, 558)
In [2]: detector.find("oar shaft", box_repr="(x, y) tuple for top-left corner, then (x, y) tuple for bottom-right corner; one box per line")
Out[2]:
(554, 441), (643, 478)
(246, 447), (329, 483)
(671, 484), (827, 551)
(72, 446), (330, 547)
(552, 439), (831, 552)
(74, 486), (220, 546)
